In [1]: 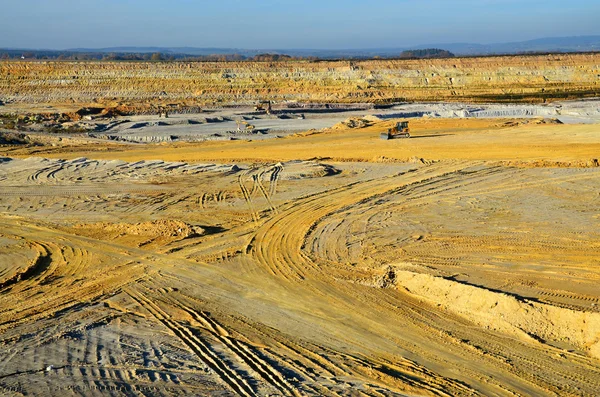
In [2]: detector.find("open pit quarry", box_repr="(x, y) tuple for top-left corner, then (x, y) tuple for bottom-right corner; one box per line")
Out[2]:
(0, 56), (600, 396)
(1, 53), (600, 113)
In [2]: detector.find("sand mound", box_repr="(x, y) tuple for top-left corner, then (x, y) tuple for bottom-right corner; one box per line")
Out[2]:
(533, 118), (563, 124)
(385, 267), (600, 359)
(73, 220), (204, 247)
(496, 117), (563, 128)
(278, 160), (339, 180)
(362, 114), (382, 123)
(369, 156), (434, 164)
(100, 220), (204, 238)
(331, 116), (378, 130)
(0, 131), (30, 145)
(500, 159), (599, 168)
(0, 157), (238, 185)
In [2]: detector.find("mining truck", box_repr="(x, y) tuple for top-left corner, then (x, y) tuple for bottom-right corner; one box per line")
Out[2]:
(380, 121), (410, 140)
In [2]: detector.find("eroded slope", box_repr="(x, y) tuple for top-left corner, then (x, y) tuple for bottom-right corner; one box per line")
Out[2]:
(1, 54), (599, 111)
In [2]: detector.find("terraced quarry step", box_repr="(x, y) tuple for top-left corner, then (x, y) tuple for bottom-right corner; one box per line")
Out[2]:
(1, 54), (599, 110)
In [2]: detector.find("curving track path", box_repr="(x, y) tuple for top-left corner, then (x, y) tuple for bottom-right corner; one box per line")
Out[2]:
(1, 156), (600, 396)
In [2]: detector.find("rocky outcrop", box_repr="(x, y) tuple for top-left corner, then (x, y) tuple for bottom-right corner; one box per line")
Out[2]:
(1, 54), (599, 108)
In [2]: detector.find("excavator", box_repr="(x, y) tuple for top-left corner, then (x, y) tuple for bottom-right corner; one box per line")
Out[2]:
(380, 121), (410, 140)
(254, 100), (272, 115)
(236, 120), (256, 132)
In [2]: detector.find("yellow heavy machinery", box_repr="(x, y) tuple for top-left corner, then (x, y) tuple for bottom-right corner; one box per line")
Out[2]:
(254, 100), (272, 115)
(236, 120), (256, 132)
(380, 121), (410, 140)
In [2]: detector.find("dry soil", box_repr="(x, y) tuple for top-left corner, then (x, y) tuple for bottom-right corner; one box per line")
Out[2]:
(0, 115), (599, 396)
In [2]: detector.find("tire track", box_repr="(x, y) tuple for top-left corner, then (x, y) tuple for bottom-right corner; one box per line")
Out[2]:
(253, 170), (278, 214)
(238, 171), (260, 223)
(305, 165), (600, 270)
(0, 242), (56, 291)
(177, 304), (300, 397)
(269, 163), (283, 197)
(125, 288), (258, 397)
(247, 161), (474, 281)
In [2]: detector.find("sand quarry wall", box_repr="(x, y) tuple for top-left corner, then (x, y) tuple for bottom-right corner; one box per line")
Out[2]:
(1, 54), (599, 107)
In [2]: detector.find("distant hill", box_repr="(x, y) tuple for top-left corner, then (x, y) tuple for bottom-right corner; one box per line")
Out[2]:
(65, 35), (600, 57)
(422, 35), (600, 55)
(2, 35), (599, 60)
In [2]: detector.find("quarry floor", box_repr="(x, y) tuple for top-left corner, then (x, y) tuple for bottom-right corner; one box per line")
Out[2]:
(5, 99), (600, 144)
(101, 99), (600, 143)
(0, 115), (599, 396)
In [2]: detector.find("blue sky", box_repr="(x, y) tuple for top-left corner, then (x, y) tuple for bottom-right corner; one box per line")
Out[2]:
(2, 0), (599, 49)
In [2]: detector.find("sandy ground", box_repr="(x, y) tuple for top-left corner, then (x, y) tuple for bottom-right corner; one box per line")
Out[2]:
(7, 117), (600, 164)
(0, 117), (600, 396)
(101, 99), (600, 143)
(26, 99), (600, 143)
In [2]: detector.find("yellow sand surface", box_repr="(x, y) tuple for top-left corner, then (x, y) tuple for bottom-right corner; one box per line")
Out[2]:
(0, 118), (599, 396)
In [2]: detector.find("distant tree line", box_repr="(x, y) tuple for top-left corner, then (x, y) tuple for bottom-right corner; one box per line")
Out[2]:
(0, 50), (320, 62)
(399, 48), (455, 59)
(3, 48), (600, 62)
(0, 48), (457, 62)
